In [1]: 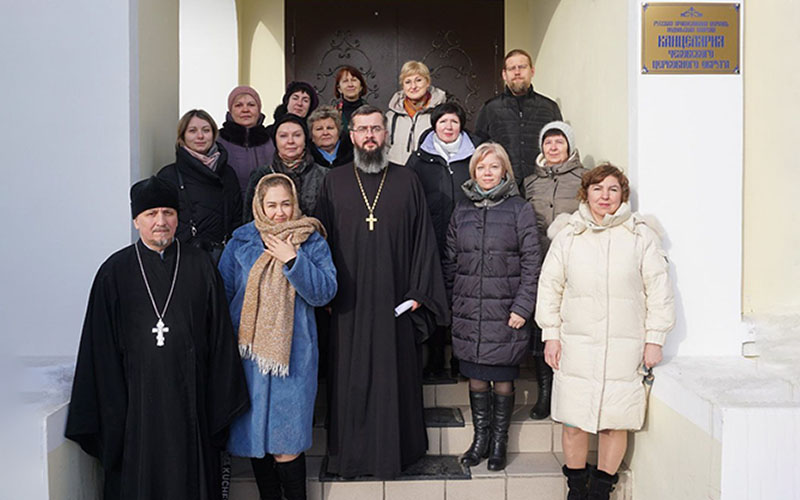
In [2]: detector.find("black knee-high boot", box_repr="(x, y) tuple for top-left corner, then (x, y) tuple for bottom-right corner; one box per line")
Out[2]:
(487, 391), (514, 471)
(275, 453), (307, 500)
(562, 464), (590, 500)
(588, 467), (619, 500)
(250, 455), (282, 500)
(460, 390), (492, 466)
(529, 356), (552, 420)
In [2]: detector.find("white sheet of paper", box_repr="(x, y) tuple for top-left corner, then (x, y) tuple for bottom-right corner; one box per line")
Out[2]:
(394, 299), (415, 317)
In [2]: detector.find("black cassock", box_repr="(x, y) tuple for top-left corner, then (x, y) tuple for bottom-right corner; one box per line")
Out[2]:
(316, 164), (449, 479)
(65, 240), (248, 500)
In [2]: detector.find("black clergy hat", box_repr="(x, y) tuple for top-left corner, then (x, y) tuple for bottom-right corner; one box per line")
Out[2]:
(130, 176), (179, 219)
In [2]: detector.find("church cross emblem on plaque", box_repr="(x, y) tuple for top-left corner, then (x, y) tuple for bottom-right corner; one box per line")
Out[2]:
(152, 318), (169, 347)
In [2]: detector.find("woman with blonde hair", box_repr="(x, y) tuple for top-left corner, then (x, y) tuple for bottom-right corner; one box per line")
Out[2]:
(219, 173), (337, 500)
(443, 142), (541, 471)
(385, 60), (447, 166)
(536, 164), (674, 499)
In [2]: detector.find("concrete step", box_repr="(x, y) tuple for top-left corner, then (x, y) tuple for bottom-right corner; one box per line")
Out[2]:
(423, 371), (542, 407)
(229, 452), (632, 500)
(308, 403), (597, 457)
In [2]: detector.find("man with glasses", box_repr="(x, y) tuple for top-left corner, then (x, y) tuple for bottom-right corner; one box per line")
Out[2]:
(315, 105), (449, 480)
(475, 49), (562, 188)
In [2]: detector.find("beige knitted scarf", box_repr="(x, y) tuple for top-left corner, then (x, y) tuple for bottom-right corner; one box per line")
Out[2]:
(238, 173), (326, 377)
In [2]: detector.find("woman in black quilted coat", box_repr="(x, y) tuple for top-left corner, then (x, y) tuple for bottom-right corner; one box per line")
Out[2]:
(443, 142), (541, 472)
(157, 109), (242, 262)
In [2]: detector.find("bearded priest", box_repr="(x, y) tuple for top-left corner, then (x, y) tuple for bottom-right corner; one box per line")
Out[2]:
(315, 105), (450, 480)
(65, 176), (249, 500)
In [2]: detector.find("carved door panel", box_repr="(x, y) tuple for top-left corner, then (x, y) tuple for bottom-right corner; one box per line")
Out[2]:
(286, 0), (503, 127)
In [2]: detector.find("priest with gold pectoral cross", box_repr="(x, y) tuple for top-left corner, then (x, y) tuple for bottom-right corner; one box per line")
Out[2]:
(65, 176), (249, 500)
(315, 105), (450, 479)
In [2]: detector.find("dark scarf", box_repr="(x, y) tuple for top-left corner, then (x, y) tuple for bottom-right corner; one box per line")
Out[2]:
(219, 112), (272, 147)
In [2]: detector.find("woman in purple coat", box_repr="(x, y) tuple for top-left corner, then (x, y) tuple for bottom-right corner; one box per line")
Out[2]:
(218, 86), (276, 198)
(443, 142), (541, 471)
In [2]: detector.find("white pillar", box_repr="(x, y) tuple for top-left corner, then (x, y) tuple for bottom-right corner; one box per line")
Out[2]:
(179, 0), (239, 125)
(628, 0), (746, 357)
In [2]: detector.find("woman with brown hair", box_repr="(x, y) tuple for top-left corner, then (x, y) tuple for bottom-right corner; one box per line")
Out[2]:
(157, 109), (242, 262)
(333, 65), (368, 134)
(537, 164), (675, 499)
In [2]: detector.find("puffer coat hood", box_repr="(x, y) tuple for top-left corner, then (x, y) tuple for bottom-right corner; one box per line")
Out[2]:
(535, 202), (675, 433)
(523, 149), (586, 253)
(443, 183), (542, 367)
(385, 85), (447, 166)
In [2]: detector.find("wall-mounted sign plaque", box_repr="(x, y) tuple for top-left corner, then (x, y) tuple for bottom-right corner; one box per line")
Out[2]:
(642, 3), (740, 74)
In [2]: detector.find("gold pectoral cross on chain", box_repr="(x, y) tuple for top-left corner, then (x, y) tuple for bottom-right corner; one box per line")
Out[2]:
(365, 212), (378, 231)
(354, 165), (388, 233)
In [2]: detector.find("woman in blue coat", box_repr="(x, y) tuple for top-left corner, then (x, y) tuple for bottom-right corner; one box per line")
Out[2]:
(218, 173), (337, 500)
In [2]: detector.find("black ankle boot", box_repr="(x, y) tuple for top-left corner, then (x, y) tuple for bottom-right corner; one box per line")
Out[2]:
(529, 356), (552, 420)
(588, 467), (619, 500)
(460, 390), (492, 466)
(275, 453), (307, 500)
(250, 455), (282, 500)
(562, 464), (590, 500)
(487, 391), (514, 471)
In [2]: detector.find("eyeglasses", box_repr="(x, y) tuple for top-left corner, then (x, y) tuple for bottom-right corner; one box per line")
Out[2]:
(352, 125), (385, 135)
(506, 64), (529, 72)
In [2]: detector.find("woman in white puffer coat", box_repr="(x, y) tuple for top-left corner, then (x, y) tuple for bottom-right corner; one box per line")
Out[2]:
(535, 164), (675, 500)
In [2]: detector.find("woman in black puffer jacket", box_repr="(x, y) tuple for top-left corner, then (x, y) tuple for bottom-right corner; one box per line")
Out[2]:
(157, 109), (242, 262)
(407, 102), (478, 378)
(443, 142), (541, 472)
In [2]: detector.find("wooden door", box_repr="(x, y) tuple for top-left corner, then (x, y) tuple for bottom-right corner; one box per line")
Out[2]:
(286, 0), (504, 126)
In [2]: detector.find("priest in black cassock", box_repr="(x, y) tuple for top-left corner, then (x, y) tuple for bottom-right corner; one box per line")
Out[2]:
(65, 177), (249, 500)
(315, 105), (450, 479)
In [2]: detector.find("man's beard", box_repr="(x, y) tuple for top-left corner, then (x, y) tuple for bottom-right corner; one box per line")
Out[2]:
(507, 80), (530, 96)
(354, 142), (389, 174)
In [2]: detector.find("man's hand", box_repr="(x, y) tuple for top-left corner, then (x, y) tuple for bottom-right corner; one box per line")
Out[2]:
(411, 300), (421, 311)
(544, 339), (561, 370)
(264, 234), (297, 264)
(508, 312), (526, 329)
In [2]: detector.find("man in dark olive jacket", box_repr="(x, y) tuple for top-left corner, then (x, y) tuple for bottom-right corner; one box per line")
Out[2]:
(475, 49), (562, 188)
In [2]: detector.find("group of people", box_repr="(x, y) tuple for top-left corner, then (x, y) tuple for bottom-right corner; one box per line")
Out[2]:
(65, 48), (675, 500)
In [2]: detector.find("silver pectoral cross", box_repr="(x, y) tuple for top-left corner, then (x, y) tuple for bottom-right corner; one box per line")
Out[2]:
(365, 212), (378, 231)
(152, 318), (169, 347)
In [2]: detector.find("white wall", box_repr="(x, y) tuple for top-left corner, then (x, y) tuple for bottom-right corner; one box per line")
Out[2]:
(628, 0), (746, 357)
(180, 0), (239, 125)
(0, 0), (134, 358)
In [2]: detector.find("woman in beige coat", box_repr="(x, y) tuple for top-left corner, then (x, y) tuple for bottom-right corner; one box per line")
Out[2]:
(385, 60), (447, 166)
(535, 164), (674, 500)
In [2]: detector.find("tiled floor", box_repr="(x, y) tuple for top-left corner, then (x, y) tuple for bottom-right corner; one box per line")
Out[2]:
(230, 452), (632, 500)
